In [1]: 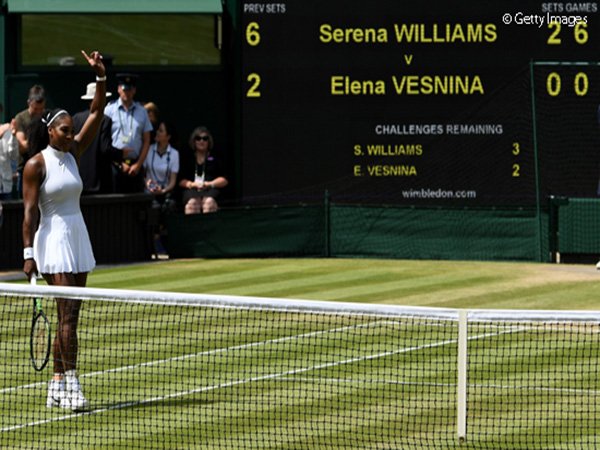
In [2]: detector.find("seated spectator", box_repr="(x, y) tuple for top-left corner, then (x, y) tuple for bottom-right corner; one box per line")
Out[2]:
(143, 120), (179, 255)
(178, 126), (228, 214)
(0, 119), (18, 200)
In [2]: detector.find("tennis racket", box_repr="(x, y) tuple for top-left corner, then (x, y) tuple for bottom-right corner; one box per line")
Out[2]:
(30, 276), (51, 372)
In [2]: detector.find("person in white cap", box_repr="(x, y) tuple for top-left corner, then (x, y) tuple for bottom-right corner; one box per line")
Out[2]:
(72, 82), (120, 194)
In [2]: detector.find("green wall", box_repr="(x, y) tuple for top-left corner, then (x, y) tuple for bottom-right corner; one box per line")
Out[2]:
(168, 205), (549, 262)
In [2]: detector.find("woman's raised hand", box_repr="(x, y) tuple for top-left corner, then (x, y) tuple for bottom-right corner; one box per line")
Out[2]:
(80, 50), (106, 77)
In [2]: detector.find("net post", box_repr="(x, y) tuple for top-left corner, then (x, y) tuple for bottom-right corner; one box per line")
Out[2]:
(457, 309), (468, 444)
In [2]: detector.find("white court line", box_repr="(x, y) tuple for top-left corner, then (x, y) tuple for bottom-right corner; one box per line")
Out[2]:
(281, 377), (600, 396)
(0, 320), (396, 396)
(1, 326), (508, 433)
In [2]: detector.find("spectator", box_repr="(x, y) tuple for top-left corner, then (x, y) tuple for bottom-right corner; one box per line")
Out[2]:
(0, 119), (18, 200)
(72, 82), (121, 194)
(178, 126), (228, 214)
(143, 101), (160, 142)
(144, 120), (179, 255)
(14, 85), (46, 197)
(104, 73), (152, 193)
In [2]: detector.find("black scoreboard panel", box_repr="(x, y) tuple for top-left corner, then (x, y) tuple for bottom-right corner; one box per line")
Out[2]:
(240, 1), (600, 205)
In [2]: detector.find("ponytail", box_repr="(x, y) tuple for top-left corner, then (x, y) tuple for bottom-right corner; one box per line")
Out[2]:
(27, 110), (50, 158)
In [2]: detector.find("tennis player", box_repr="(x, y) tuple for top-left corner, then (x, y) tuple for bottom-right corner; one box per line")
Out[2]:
(22, 50), (107, 411)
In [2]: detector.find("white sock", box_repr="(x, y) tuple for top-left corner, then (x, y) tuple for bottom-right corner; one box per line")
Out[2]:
(50, 378), (64, 389)
(65, 370), (79, 386)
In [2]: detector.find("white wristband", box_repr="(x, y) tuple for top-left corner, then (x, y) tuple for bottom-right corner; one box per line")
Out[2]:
(23, 247), (34, 260)
(96, 75), (107, 82)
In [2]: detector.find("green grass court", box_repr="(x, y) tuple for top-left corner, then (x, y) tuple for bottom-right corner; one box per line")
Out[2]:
(1, 258), (600, 448)
(86, 258), (600, 310)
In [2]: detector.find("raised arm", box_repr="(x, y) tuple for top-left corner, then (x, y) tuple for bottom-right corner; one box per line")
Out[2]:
(73, 50), (107, 159)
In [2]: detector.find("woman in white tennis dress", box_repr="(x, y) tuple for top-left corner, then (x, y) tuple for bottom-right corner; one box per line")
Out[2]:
(34, 145), (96, 273)
(22, 50), (107, 411)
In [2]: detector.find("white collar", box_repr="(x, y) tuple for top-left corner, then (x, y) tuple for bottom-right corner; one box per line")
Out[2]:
(46, 145), (66, 158)
(155, 143), (171, 156)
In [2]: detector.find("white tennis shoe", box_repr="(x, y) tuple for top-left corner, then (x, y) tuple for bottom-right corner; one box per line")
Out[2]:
(61, 374), (89, 411)
(46, 379), (65, 408)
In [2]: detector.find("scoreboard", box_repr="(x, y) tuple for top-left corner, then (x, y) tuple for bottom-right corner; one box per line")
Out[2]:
(240, 1), (600, 205)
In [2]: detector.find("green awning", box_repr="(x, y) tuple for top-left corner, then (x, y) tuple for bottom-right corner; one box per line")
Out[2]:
(7, 0), (222, 13)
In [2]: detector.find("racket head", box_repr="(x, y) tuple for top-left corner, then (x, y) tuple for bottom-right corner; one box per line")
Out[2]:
(30, 310), (51, 371)
(29, 277), (51, 372)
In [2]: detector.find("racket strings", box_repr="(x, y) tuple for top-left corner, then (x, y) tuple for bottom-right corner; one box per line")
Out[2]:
(31, 314), (51, 370)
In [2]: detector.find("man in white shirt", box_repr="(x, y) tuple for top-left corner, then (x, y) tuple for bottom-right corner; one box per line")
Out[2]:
(104, 73), (153, 193)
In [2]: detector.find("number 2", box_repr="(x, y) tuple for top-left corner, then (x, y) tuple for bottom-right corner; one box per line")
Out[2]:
(246, 73), (261, 98)
(547, 22), (561, 45)
(512, 164), (520, 177)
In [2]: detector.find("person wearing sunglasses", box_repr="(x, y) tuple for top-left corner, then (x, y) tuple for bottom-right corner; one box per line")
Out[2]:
(178, 126), (228, 214)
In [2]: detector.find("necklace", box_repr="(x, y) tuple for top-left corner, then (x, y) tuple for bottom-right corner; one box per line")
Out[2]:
(194, 154), (206, 183)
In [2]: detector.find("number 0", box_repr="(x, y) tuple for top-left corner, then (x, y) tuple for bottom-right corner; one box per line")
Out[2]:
(546, 72), (561, 96)
(574, 72), (588, 96)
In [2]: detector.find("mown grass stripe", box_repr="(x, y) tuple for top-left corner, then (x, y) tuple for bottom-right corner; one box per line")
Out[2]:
(3, 258), (600, 448)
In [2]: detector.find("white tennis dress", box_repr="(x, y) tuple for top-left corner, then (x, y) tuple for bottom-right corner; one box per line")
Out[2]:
(33, 146), (95, 274)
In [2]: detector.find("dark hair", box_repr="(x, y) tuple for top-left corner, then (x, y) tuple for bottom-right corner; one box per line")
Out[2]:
(27, 109), (50, 157)
(160, 120), (178, 149)
(27, 108), (70, 157)
(160, 120), (175, 139)
(189, 126), (213, 151)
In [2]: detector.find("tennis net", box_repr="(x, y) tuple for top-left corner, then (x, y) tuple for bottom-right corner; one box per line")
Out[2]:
(0, 282), (599, 449)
